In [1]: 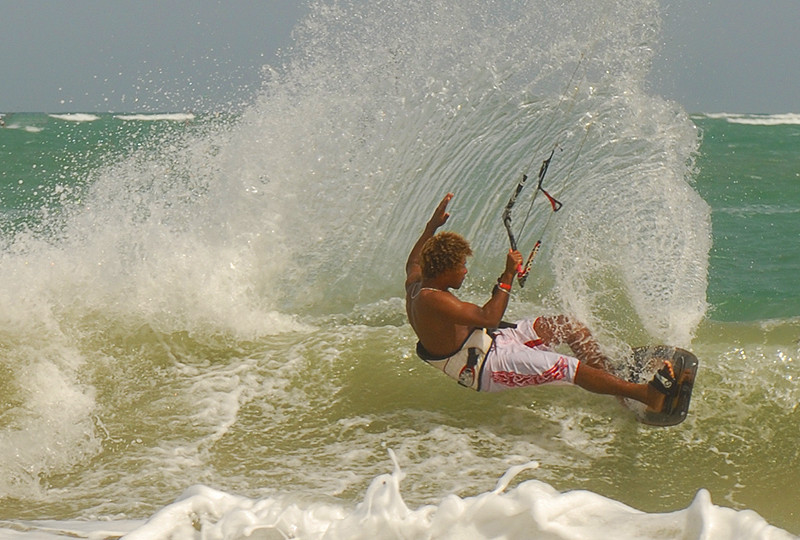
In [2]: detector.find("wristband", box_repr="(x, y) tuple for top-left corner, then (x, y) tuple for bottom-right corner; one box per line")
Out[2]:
(493, 284), (510, 295)
(492, 283), (511, 296)
(496, 280), (512, 291)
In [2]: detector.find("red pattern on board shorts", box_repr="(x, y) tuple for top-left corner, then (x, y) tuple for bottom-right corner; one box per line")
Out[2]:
(490, 356), (571, 387)
(479, 318), (579, 392)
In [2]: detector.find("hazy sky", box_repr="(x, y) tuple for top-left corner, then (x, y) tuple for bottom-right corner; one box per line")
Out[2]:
(1, 0), (797, 114)
(652, 0), (799, 113)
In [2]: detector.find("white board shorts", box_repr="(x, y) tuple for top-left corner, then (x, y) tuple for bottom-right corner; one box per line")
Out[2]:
(480, 318), (580, 393)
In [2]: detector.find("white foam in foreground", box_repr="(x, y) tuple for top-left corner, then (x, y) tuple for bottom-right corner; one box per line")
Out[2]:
(1, 451), (793, 540)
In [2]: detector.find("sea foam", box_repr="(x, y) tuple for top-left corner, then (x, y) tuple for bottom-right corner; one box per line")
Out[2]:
(702, 112), (800, 125)
(3, 453), (793, 539)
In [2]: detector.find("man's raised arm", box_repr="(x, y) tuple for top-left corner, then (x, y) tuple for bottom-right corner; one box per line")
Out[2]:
(405, 192), (453, 286)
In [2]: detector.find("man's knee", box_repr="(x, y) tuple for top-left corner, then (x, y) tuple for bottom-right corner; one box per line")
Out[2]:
(534, 315), (581, 345)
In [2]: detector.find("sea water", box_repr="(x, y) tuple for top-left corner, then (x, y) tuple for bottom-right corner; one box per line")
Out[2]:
(1, 0), (799, 538)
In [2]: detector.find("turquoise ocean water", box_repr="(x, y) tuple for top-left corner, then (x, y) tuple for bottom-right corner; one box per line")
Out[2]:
(1, 1), (798, 538)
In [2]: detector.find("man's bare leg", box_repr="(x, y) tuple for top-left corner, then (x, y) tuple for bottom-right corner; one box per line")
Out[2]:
(573, 363), (664, 409)
(534, 315), (611, 370)
(534, 315), (664, 409)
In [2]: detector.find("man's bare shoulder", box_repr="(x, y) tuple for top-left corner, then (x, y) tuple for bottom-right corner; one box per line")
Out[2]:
(410, 288), (467, 319)
(405, 279), (420, 295)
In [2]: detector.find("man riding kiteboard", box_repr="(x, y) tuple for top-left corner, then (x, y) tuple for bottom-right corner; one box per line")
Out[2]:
(405, 192), (686, 416)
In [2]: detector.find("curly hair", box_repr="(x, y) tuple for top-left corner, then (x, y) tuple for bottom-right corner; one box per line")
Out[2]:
(420, 232), (473, 278)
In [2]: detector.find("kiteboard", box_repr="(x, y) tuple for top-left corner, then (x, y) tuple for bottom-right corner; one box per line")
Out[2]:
(619, 345), (699, 427)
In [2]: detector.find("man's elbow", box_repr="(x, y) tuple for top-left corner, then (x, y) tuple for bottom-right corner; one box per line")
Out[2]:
(477, 311), (504, 329)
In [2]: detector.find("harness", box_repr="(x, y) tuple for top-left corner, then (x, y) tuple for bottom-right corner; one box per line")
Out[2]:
(415, 329), (495, 391)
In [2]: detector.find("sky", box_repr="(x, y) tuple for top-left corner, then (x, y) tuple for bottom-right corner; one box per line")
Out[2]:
(1, 0), (798, 114)
(652, 0), (800, 113)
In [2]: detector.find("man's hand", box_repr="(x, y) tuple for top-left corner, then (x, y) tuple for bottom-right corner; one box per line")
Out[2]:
(505, 249), (523, 278)
(427, 192), (453, 231)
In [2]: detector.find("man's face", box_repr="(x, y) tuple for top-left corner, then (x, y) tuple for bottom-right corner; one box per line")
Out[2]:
(444, 257), (468, 289)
